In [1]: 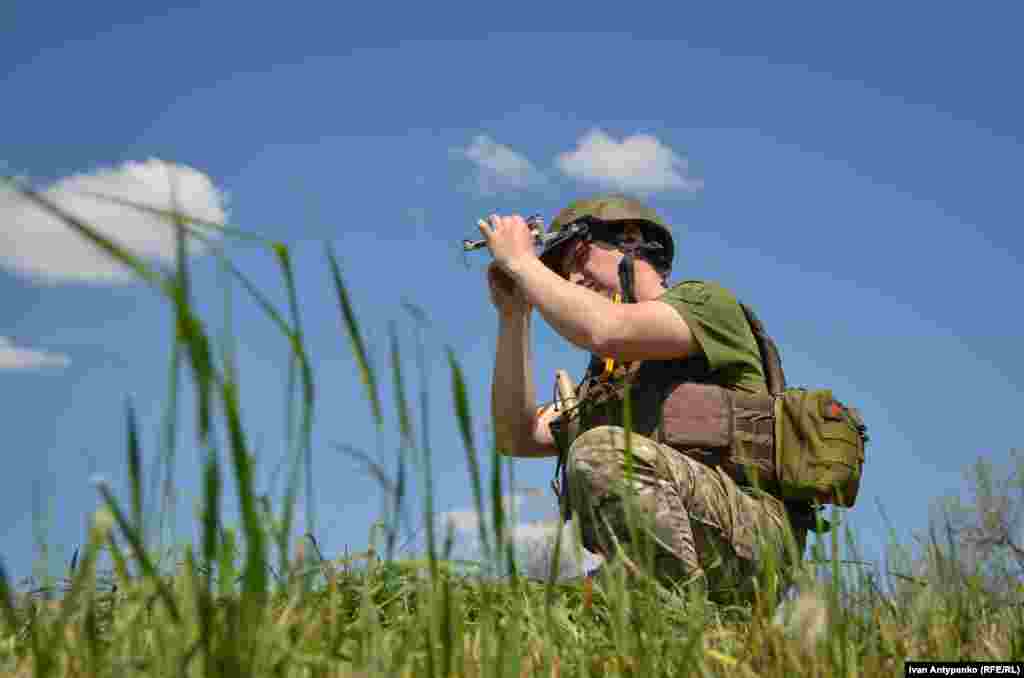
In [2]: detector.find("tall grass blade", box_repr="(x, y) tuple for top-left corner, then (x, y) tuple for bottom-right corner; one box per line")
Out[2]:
(14, 184), (168, 292)
(202, 450), (221, 572)
(390, 448), (407, 561)
(284, 350), (297, 458)
(106, 533), (130, 591)
(158, 338), (182, 561)
(440, 562), (454, 678)
(4, 553), (51, 677)
(61, 186), (266, 244)
(126, 398), (144, 536)
(215, 254), (294, 339)
(327, 244), (384, 430)
(94, 481), (181, 624)
(218, 248), (239, 389)
(280, 355), (301, 587)
(175, 307), (217, 444)
(219, 378), (268, 601)
(330, 443), (398, 498)
(185, 544), (216, 678)
(274, 242), (317, 544)
(0, 559), (19, 634)
(30, 479), (56, 615)
(491, 449), (511, 580)
(410, 319), (440, 583)
(212, 247), (307, 588)
(295, 350), (317, 572)
(446, 347), (491, 561)
(392, 319), (436, 578)
(221, 310), (310, 589)
(504, 456), (519, 582)
(165, 168), (213, 448)
(389, 321), (414, 448)
(829, 501), (847, 677)
(545, 516), (564, 615)
(402, 303), (433, 474)
(170, 165), (191, 317)
(198, 453), (220, 676)
(52, 509), (107, 658)
(219, 527), (239, 599)
(383, 318), (415, 562)
(144, 444), (165, 560)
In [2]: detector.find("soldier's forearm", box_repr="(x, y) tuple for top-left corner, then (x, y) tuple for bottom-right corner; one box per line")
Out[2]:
(491, 311), (537, 454)
(505, 257), (615, 355)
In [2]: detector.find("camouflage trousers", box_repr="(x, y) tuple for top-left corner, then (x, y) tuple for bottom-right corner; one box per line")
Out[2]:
(566, 426), (807, 605)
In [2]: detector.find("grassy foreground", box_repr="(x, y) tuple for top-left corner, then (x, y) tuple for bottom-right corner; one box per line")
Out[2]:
(6, 543), (1024, 677)
(2, 181), (1023, 676)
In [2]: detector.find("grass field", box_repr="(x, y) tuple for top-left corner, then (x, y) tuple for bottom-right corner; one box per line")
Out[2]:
(2, 181), (1022, 676)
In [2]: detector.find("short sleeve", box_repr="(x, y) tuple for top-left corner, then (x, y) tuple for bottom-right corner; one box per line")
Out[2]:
(657, 280), (767, 393)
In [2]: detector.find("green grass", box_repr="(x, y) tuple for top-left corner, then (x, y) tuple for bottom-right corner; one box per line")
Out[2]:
(2, 177), (1022, 676)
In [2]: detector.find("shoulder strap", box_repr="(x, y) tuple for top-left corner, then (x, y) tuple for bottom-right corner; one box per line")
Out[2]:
(739, 302), (786, 396)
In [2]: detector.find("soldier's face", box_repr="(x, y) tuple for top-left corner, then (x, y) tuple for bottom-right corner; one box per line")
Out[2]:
(561, 239), (622, 297)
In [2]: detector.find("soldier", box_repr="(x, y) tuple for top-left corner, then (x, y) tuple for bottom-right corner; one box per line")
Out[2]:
(478, 194), (808, 605)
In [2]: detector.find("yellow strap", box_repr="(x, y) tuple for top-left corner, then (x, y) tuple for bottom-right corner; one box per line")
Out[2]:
(601, 293), (622, 378)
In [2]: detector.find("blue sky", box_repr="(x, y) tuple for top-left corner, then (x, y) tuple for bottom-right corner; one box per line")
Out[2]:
(2, 3), (1022, 585)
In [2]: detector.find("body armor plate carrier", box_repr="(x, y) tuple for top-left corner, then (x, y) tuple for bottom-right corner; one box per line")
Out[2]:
(549, 301), (868, 533)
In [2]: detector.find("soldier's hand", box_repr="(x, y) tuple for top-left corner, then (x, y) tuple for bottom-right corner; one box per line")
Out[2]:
(487, 262), (531, 316)
(477, 214), (539, 274)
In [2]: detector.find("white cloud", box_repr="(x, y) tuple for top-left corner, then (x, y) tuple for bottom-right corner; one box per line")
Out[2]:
(443, 512), (560, 543)
(555, 128), (704, 195)
(0, 158), (227, 285)
(441, 491), (602, 579)
(440, 491), (529, 534)
(514, 518), (602, 579)
(512, 518), (569, 542)
(443, 507), (485, 533)
(0, 337), (70, 370)
(454, 135), (548, 196)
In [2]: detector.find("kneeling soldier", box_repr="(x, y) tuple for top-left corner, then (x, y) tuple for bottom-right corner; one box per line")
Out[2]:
(479, 195), (809, 604)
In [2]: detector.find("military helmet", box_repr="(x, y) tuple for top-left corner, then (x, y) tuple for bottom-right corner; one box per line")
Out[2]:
(538, 194), (675, 278)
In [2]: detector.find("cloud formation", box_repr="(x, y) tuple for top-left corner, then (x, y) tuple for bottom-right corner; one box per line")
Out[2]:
(0, 159), (227, 285)
(555, 128), (703, 195)
(440, 490), (600, 578)
(455, 135), (548, 196)
(0, 337), (70, 370)
(443, 506), (487, 534)
(441, 491), (531, 534)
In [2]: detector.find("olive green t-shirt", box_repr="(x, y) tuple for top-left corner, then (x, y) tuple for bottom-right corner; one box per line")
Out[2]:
(657, 280), (767, 394)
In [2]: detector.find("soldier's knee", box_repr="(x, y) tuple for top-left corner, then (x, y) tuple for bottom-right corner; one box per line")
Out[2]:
(568, 425), (619, 462)
(566, 426), (617, 482)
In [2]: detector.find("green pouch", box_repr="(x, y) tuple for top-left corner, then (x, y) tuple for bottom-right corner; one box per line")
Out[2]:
(774, 388), (866, 507)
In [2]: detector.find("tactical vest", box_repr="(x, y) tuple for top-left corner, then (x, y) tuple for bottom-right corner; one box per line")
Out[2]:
(549, 300), (868, 532)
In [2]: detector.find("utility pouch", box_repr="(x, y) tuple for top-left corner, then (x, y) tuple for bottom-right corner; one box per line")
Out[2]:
(656, 381), (867, 509)
(774, 388), (867, 507)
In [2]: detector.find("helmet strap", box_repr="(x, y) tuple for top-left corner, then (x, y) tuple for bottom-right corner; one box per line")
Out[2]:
(618, 252), (637, 304)
(614, 235), (663, 303)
